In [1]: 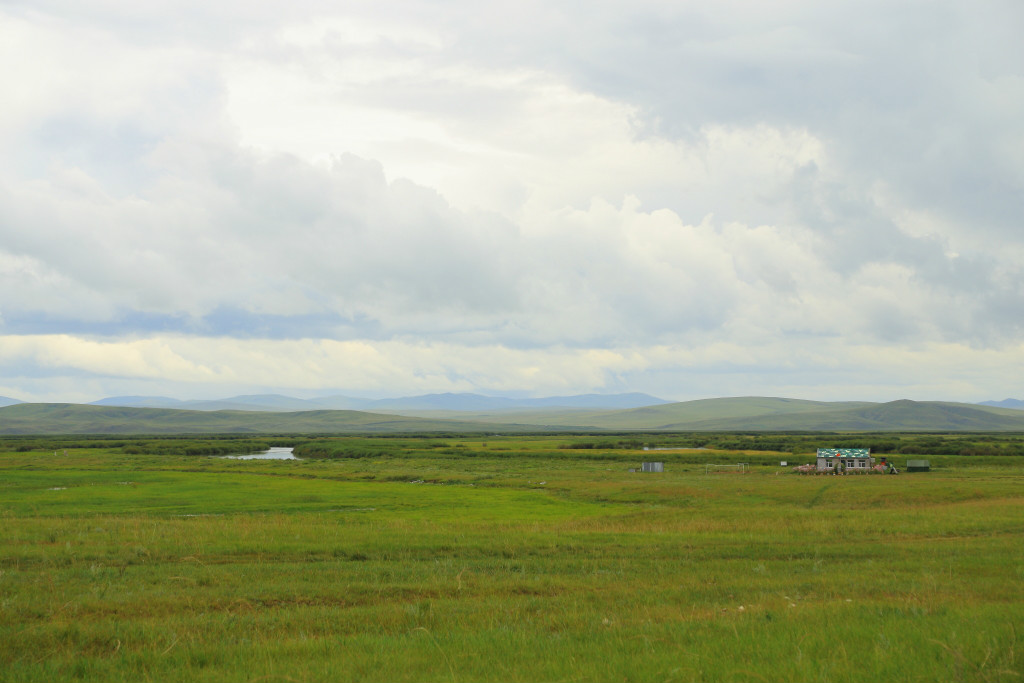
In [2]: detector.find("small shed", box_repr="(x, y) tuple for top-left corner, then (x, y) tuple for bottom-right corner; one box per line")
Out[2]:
(906, 459), (931, 472)
(816, 448), (874, 472)
(641, 462), (664, 473)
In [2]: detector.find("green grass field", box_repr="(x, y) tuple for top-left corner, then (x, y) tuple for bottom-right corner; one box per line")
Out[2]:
(1, 437), (1022, 682)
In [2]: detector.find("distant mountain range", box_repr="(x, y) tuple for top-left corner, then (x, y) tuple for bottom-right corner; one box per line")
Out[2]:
(0, 403), (545, 434)
(0, 392), (1020, 415)
(87, 392), (671, 412)
(979, 399), (1024, 410)
(3, 396), (1024, 434)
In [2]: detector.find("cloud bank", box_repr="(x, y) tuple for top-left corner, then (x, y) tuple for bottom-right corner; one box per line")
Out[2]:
(1, 0), (1022, 402)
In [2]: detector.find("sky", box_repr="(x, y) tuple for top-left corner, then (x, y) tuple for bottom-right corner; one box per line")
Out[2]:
(1, 0), (1023, 404)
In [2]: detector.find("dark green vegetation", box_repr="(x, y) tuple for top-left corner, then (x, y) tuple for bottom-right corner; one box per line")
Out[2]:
(556, 432), (1024, 457)
(5, 397), (1024, 434)
(9, 431), (1024, 459)
(1, 434), (1022, 682)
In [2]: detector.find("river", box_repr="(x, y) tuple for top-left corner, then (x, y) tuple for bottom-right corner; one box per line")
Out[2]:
(223, 446), (297, 460)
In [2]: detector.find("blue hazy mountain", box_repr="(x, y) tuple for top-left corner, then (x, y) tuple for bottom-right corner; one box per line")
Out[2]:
(88, 392), (671, 412)
(362, 392), (670, 411)
(979, 399), (1024, 410)
(90, 396), (186, 408)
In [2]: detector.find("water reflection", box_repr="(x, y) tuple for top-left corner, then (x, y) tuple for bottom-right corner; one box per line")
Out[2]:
(223, 447), (296, 460)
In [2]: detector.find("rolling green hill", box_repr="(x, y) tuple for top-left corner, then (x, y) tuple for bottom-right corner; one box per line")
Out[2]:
(599, 398), (1024, 431)
(0, 403), (551, 434)
(4, 397), (1024, 433)
(372, 397), (1024, 431)
(572, 396), (877, 429)
(634, 399), (1024, 431)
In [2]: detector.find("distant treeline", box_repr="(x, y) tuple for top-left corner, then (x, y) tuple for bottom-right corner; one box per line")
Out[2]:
(119, 439), (273, 456)
(6, 431), (1024, 458)
(557, 432), (1024, 456)
(295, 439), (463, 459)
(293, 432), (1024, 463)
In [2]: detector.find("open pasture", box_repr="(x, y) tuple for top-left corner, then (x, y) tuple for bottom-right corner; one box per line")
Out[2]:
(1, 436), (1022, 682)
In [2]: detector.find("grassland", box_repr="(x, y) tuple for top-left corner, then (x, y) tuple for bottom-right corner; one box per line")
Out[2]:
(1, 436), (1022, 682)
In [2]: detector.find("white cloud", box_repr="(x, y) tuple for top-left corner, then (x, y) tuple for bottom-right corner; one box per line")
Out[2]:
(0, 0), (1022, 402)
(3, 334), (1023, 404)
(0, 334), (650, 398)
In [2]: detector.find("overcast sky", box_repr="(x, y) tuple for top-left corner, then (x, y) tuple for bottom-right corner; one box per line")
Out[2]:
(1, 0), (1022, 403)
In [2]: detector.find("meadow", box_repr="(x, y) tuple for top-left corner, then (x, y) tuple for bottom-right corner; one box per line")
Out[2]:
(1, 435), (1022, 682)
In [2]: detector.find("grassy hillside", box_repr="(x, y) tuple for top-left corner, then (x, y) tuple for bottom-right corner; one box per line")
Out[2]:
(372, 397), (861, 427)
(372, 407), (616, 426)
(376, 397), (1024, 431)
(580, 396), (874, 429)
(658, 399), (1024, 431)
(622, 400), (1024, 431)
(5, 398), (1024, 434)
(0, 403), (551, 434)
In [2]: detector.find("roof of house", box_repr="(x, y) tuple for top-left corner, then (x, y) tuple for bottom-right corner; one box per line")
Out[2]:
(816, 448), (871, 458)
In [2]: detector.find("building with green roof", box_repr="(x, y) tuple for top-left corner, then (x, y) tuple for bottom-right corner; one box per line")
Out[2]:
(816, 448), (875, 472)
